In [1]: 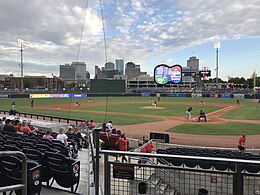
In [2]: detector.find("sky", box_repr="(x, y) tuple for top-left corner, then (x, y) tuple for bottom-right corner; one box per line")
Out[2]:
(0, 0), (259, 81)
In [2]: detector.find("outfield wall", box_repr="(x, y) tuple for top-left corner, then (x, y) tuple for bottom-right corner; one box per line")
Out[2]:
(0, 93), (259, 99)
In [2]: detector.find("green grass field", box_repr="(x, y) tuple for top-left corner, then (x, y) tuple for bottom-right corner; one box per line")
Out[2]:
(0, 97), (259, 134)
(167, 122), (260, 135)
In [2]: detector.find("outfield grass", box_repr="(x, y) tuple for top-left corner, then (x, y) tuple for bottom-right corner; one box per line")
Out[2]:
(220, 105), (260, 120)
(167, 122), (260, 135)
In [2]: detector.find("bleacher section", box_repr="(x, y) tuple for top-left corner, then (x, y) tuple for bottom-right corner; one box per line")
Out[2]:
(0, 129), (81, 194)
(157, 147), (260, 173)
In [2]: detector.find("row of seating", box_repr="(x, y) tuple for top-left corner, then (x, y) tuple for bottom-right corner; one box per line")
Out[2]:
(0, 131), (81, 193)
(99, 132), (120, 150)
(157, 148), (260, 173)
(0, 155), (42, 195)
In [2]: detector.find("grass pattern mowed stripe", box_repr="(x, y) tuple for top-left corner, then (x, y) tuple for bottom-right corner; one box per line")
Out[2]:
(167, 122), (260, 135)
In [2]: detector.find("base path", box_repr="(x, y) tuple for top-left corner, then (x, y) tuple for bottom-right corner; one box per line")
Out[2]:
(32, 101), (260, 148)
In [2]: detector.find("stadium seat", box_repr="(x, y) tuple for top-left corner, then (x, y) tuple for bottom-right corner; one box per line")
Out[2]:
(23, 148), (52, 185)
(1, 156), (42, 195)
(45, 151), (80, 193)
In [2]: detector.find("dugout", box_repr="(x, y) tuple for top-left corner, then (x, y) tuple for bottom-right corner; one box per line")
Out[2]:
(90, 79), (126, 93)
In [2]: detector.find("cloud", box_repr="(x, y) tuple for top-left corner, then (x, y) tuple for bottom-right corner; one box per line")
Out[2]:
(0, 0), (259, 78)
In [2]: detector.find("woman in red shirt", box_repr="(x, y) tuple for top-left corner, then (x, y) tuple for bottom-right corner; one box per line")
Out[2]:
(237, 134), (246, 153)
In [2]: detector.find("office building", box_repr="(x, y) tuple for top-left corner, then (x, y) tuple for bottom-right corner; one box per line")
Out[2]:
(115, 59), (124, 75)
(187, 56), (199, 70)
(59, 64), (76, 81)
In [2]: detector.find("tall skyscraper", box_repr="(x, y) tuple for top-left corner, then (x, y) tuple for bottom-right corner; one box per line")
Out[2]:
(71, 62), (87, 82)
(115, 59), (124, 75)
(187, 56), (199, 70)
(59, 64), (76, 81)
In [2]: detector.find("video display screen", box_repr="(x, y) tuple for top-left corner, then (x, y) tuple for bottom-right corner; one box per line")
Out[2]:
(199, 70), (211, 77)
(154, 64), (182, 85)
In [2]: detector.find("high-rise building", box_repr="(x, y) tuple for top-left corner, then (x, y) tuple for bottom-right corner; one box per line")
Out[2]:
(59, 64), (76, 81)
(105, 62), (115, 70)
(71, 62), (87, 82)
(187, 56), (199, 70)
(125, 62), (147, 80)
(115, 59), (124, 75)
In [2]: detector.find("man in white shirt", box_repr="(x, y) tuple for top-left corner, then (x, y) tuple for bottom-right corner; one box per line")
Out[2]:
(106, 121), (113, 131)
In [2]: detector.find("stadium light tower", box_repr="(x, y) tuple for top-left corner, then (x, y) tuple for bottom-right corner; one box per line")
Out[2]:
(214, 42), (220, 88)
(18, 39), (25, 91)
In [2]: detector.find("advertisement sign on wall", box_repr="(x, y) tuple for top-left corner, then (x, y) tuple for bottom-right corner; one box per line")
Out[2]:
(30, 94), (50, 98)
(234, 94), (245, 99)
(167, 93), (187, 97)
(221, 94), (231, 98)
(191, 93), (202, 98)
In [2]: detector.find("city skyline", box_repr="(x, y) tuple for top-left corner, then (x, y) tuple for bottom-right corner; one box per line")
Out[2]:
(0, 0), (259, 80)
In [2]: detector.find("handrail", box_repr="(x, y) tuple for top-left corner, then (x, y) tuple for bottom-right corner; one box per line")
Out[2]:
(0, 109), (82, 125)
(100, 150), (260, 165)
(0, 151), (27, 195)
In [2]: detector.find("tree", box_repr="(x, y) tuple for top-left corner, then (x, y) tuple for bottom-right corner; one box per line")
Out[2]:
(23, 78), (33, 88)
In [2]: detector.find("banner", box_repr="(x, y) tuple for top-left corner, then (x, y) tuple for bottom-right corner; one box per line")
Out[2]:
(167, 93), (187, 97)
(30, 94), (50, 98)
(142, 93), (151, 97)
(191, 93), (202, 98)
(69, 94), (88, 98)
(0, 94), (9, 98)
(221, 94), (231, 98)
(234, 94), (245, 99)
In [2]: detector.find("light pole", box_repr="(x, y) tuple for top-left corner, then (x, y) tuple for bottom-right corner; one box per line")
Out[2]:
(214, 42), (220, 88)
(18, 39), (24, 91)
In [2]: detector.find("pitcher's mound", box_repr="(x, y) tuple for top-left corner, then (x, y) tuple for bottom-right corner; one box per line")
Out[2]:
(142, 106), (165, 109)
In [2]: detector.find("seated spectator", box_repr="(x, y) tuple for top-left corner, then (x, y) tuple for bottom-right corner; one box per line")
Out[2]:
(112, 129), (117, 134)
(43, 130), (54, 142)
(198, 110), (207, 122)
(106, 121), (113, 131)
(87, 120), (95, 130)
(20, 120), (36, 133)
(57, 127), (68, 146)
(79, 120), (86, 129)
(67, 125), (74, 134)
(116, 130), (122, 136)
(3, 119), (17, 134)
(13, 120), (21, 131)
(0, 118), (4, 130)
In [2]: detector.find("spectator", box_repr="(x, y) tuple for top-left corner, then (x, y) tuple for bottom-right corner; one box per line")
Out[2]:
(2, 117), (6, 124)
(145, 140), (153, 153)
(3, 119), (17, 134)
(237, 134), (246, 153)
(0, 119), (4, 130)
(13, 120), (21, 131)
(106, 121), (113, 131)
(79, 120), (86, 128)
(20, 120), (35, 133)
(57, 127), (68, 146)
(43, 130), (54, 142)
(116, 134), (128, 162)
(67, 125), (74, 134)
(88, 120), (95, 130)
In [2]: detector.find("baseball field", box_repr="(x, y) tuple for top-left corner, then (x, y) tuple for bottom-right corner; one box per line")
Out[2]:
(1, 97), (260, 148)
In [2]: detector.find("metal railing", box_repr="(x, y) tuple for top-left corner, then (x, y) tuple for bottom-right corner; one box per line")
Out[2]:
(0, 109), (82, 125)
(100, 150), (260, 195)
(0, 151), (27, 195)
